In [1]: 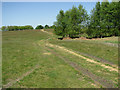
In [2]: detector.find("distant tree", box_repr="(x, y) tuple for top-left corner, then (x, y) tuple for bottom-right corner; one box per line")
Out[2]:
(35, 25), (43, 29)
(44, 25), (49, 29)
(24, 25), (33, 30)
(1, 25), (34, 31)
(49, 25), (56, 29)
(14, 26), (18, 30)
(1, 26), (7, 31)
(7, 26), (14, 31)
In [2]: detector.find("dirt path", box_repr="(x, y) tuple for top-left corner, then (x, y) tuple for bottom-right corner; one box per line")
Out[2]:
(41, 29), (118, 68)
(40, 29), (118, 87)
(73, 50), (118, 68)
(3, 64), (40, 88)
(41, 29), (53, 35)
(41, 29), (118, 72)
(46, 47), (115, 88)
(45, 43), (118, 73)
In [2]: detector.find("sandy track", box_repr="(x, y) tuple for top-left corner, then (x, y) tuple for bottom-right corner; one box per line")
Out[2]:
(41, 29), (53, 35)
(46, 47), (115, 88)
(41, 29), (118, 70)
(74, 50), (118, 68)
(46, 43), (118, 73)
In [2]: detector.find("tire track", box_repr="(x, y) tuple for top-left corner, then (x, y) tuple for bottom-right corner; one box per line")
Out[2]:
(73, 50), (118, 68)
(3, 64), (40, 88)
(46, 47), (116, 88)
(40, 29), (118, 71)
(41, 29), (118, 70)
(45, 43), (118, 72)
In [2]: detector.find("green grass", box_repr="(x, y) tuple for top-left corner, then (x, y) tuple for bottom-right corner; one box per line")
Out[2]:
(2, 30), (50, 85)
(92, 36), (119, 44)
(104, 41), (119, 44)
(49, 39), (118, 65)
(11, 52), (95, 88)
(2, 30), (118, 88)
(46, 44), (118, 87)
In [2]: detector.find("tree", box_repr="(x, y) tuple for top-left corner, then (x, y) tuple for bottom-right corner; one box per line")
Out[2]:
(54, 5), (88, 38)
(49, 25), (56, 29)
(101, 0), (110, 37)
(1, 25), (34, 31)
(54, 10), (66, 37)
(44, 25), (49, 29)
(108, 1), (120, 36)
(68, 6), (79, 37)
(1, 26), (7, 31)
(24, 25), (33, 30)
(88, 1), (101, 38)
(35, 25), (43, 29)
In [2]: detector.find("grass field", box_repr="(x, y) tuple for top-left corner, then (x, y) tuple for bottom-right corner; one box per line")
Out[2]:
(2, 29), (119, 88)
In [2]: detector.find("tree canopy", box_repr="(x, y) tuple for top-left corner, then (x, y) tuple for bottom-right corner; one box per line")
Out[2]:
(87, 1), (120, 38)
(54, 5), (88, 38)
(54, 1), (120, 38)
(35, 25), (44, 29)
(44, 25), (49, 29)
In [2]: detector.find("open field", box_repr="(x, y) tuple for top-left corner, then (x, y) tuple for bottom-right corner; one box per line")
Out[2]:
(2, 29), (119, 88)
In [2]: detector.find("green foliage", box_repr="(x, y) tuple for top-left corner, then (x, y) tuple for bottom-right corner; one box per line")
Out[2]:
(49, 25), (56, 29)
(24, 25), (34, 30)
(54, 1), (119, 39)
(44, 25), (49, 29)
(54, 10), (66, 37)
(80, 33), (88, 38)
(54, 5), (88, 38)
(87, 1), (120, 38)
(35, 25), (43, 29)
(1, 26), (7, 31)
(1, 25), (34, 31)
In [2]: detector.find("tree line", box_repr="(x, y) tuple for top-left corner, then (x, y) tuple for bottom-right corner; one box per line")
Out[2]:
(1, 25), (34, 31)
(35, 25), (55, 29)
(54, 1), (120, 38)
(1, 25), (55, 31)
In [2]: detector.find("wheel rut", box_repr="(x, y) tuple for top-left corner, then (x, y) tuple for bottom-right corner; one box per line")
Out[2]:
(46, 43), (118, 72)
(3, 64), (40, 88)
(46, 46), (116, 88)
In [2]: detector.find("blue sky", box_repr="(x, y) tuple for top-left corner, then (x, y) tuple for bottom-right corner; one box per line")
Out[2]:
(2, 2), (97, 28)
